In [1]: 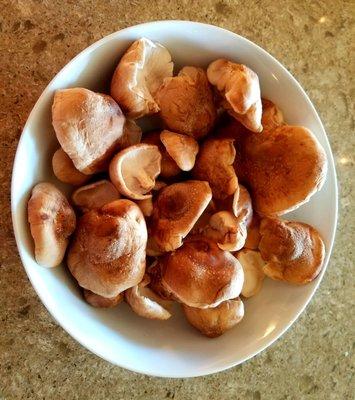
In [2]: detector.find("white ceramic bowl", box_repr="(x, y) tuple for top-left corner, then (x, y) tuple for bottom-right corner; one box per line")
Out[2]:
(11, 21), (337, 378)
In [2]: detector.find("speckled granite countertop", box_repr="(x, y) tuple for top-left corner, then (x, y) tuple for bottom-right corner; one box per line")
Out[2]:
(0, 1), (354, 399)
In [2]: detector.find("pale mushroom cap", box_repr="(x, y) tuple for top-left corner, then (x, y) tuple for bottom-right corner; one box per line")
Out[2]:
(235, 125), (328, 216)
(160, 237), (244, 308)
(156, 66), (217, 139)
(125, 275), (171, 320)
(52, 148), (90, 186)
(183, 298), (244, 338)
(110, 38), (173, 118)
(71, 180), (120, 213)
(150, 180), (212, 252)
(205, 211), (244, 252)
(192, 138), (238, 199)
(261, 99), (284, 131)
(207, 59), (262, 132)
(28, 182), (76, 268)
(160, 130), (199, 171)
(258, 217), (325, 284)
(52, 88), (125, 174)
(67, 199), (147, 297)
(83, 289), (123, 308)
(142, 131), (181, 178)
(109, 143), (161, 200)
(236, 249), (265, 298)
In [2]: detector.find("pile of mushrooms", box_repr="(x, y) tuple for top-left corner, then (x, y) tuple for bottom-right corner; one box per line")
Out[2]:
(27, 38), (327, 338)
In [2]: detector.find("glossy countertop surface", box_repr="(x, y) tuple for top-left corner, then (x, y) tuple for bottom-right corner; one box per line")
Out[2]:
(0, 1), (353, 399)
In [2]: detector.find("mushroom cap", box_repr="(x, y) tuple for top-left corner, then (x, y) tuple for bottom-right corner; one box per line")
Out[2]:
(160, 237), (244, 308)
(52, 148), (90, 186)
(136, 197), (153, 217)
(156, 66), (217, 139)
(258, 217), (325, 284)
(261, 99), (284, 131)
(83, 289), (123, 308)
(207, 59), (262, 132)
(244, 214), (261, 250)
(236, 249), (265, 298)
(110, 38), (173, 118)
(67, 199), (147, 297)
(28, 182), (76, 268)
(125, 275), (171, 320)
(160, 130), (199, 171)
(183, 298), (244, 338)
(71, 180), (120, 213)
(146, 260), (173, 300)
(192, 138), (238, 199)
(142, 131), (181, 178)
(109, 143), (161, 200)
(52, 88), (125, 174)
(150, 180), (212, 252)
(235, 124), (328, 216)
(120, 119), (143, 148)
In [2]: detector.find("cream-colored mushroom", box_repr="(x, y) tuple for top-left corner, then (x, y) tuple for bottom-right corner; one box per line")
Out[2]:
(52, 148), (90, 186)
(136, 197), (153, 217)
(207, 59), (262, 132)
(192, 138), (238, 199)
(160, 130), (199, 171)
(156, 66), (217, 138)
(150, 180), (212, 251)
(110, 38), (173, 118)
(183, 298), (244, 338)
(52, 88), (125, 174)
(125, 275), (171, 320)
(71, 180), (120, 213)
(236, 249), (265, 298)
(83, 289), (123, 308)
(67, 199), (147, 297)
(109, 144), (161, 200)
(28, 182), (76, 268)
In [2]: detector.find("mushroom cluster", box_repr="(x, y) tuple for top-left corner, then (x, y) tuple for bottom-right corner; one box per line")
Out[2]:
(27, 38), (327, 338)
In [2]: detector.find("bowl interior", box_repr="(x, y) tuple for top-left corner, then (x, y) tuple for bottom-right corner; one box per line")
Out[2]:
(11, 21), (337, 378)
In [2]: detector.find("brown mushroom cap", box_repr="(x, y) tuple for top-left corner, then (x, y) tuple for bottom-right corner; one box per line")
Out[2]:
(160, 130), (199, 171)
(183, 298), (244, 338)
(258, 217), (325, 284)
(67, 199), (147, 297)
(146, 260), (173, 300)
(207, 59), (262, 132)
(244, 214), (261, 250)
(120, 119), (143, 148)
(83, 289), (123, 308)
(192, 138), (238, 199)
(261, 99), (284, 131)
(28, 182), (76, 268)
(159, 237), (244, 308)
(150, 181), (212, 252)
(71, 180), (120, 213)
(236, 249), (265, 298)
(156, 66), (217, 139)
(52, 88), (125, 174)
(52, 148), (90, 186)
(136, 197), (153, 217)
(142, 131), (181, 178)
(109, 144), (161, 200)
(125, 275), (171, 320)
(110, 38), (173, 118)
(234, 124), (328, 216)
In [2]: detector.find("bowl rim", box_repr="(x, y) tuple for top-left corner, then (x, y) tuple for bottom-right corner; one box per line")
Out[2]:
(11, 20), (338, 378)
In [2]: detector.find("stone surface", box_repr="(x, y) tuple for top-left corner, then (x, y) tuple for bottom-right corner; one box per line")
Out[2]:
(0, 0), (354, 399)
